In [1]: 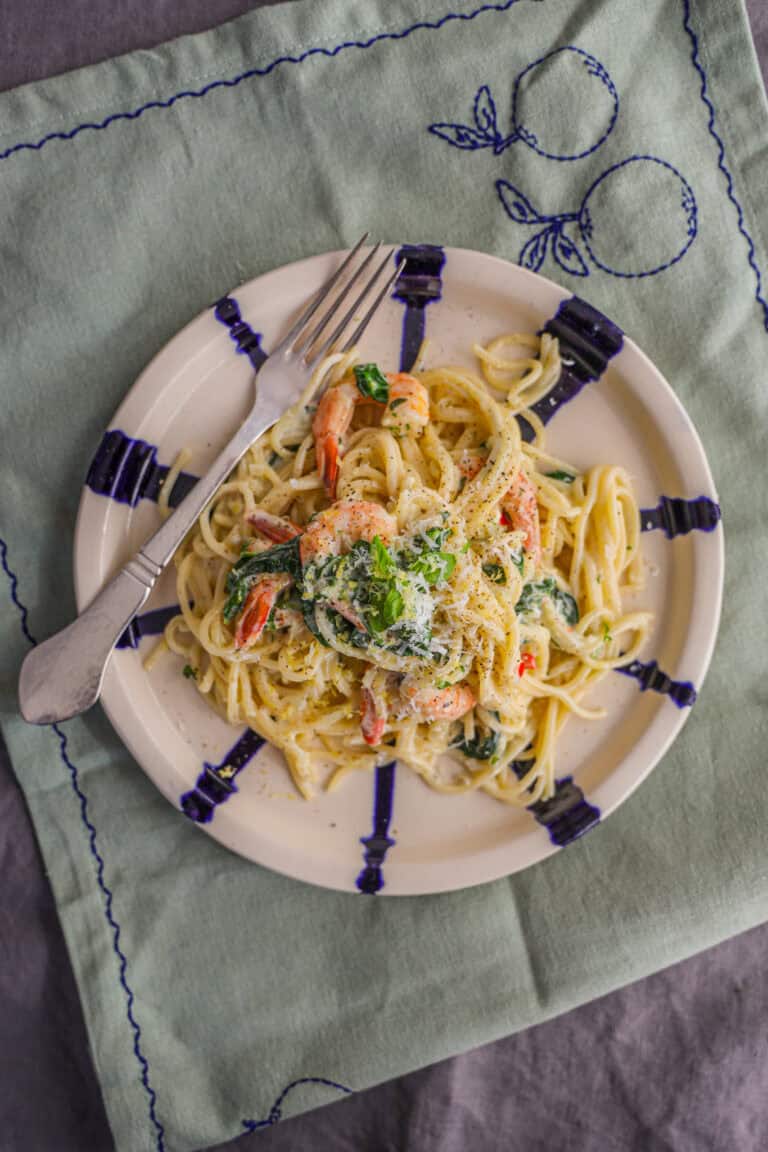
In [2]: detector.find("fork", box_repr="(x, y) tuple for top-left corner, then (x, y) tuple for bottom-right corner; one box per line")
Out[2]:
(19, 235), (405, 725)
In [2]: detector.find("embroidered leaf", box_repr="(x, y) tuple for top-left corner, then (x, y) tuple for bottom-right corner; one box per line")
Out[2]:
(473, 85), (499, 139)
(428, 122), (492, 151)
(552, 229), (589, 277)
(495, 180), (543, 225)
(519, 227), (552, 273)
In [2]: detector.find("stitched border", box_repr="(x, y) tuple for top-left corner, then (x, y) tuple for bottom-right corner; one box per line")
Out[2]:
(242, 1077), (352, 1130)
(0, 0), (524, 163)
(682, 0), (768, 330)
(0, 536), (167, 1152)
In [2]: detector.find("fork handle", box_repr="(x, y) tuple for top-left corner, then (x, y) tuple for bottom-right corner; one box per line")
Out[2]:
(19, 405), (281, 725)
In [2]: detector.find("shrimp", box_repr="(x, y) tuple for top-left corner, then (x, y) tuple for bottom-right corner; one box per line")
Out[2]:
(234, 573), (292, 648)
(299, 499), (397, 566)
(248, 510), (301, 543)
(312, 381), (361, 498)
(313, 372), (430, 497)
(381, 373), (430, 435)
(400, 676), (476, 722)
(459, 453), (541, 564)
(300, 500), (398, 634)
(360, 667), (390, 746)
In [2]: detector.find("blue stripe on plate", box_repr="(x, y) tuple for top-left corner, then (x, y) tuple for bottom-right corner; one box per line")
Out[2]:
(214, 295), (267, 370)
(640, 494), (721, 537)
(180, 730), (265, 823)
(518, 295), (624, 442)
(356, 762), (397, 894)
(116, 605), (181, 649)
(616, 659), (697, 707)
(86, 429), (199, 508)
(392, 244), (446, 372)
(509, 762), (601, 847)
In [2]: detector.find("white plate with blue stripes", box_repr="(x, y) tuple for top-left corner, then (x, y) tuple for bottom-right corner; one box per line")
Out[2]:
(73, 246), (723, 895)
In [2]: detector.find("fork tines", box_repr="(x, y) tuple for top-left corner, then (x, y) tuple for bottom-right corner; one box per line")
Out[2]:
(282, 234), (406, 368)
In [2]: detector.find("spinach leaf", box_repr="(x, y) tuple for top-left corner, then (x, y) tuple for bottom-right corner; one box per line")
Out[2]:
(482, 562), (506, 585)
(354, 363), (389, 403)
(515, 577), (580, 624)
(223, 537), (302, 621)
(551, 585), (579, 625)
(456, 727), (500, 761)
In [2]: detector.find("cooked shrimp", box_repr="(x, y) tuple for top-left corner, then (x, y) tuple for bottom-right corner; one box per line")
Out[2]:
(459, 453), (541, 563)
(313, 373), (430, 496)
(400, 676), (476, 721)
(502, 471), (541, 564)
(360, 667), (389, 746)
(248, 510), (301, 543)
(381, 373), (430, 434)
(299, 499), (397, 566)
(312, 381), (363, 498)
(234, 573), (292, 648)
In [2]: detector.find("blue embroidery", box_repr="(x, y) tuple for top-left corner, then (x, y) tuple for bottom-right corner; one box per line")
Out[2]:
(180, 730), (265, 823)
(86, 429), (199, 508)
(392, 244), (446, 372)
(430, 47), (618, 161)
(509, 760), (601, 846)
(116, 604), (180, 649)
(0, 536), (166, 1151)
(497, 155), (698, 279)
(0, 1), (528, 164)
(214, 296), (267, 370)
(242, 1077), (352, 1130)
(682, 0), (768, 330)
(640, 495), (721, 538)
(357, 762), (397, 894)
(617, 660), (697, 707)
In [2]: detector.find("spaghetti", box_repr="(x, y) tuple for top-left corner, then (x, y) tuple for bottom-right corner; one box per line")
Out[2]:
(161, 333), (651, 804)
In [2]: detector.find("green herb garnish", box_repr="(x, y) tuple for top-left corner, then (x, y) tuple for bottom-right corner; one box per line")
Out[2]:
(389, 397), (407, 410)
(370, 535), (397, 579)
(546, 470), (576, 484)
(408, 550), (456, 586)
(354, 363), (389, 403)
(182, 664), (197, 680)
(368, 585), (405, 633)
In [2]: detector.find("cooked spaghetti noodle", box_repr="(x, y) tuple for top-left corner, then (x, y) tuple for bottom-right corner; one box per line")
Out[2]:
(161, 333), (651, 804)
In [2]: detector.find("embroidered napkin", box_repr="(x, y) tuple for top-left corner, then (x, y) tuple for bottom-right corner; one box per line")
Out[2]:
(2, 1), (767, 1149)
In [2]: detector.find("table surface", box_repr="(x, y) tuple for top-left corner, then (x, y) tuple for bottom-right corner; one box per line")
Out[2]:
(2, 4), (768, 1151)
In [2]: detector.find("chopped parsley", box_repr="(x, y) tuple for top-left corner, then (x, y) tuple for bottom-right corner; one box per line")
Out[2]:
(182, 664), (197, 680)
(353, 363), (389, 403)
(546, 470), (576, 484)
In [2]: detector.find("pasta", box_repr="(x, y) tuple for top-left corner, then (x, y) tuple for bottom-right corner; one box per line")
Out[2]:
(160, 333), (652, 805)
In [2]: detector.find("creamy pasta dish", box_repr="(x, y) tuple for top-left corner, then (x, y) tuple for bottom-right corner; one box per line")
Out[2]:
(160, 331), (651, 805)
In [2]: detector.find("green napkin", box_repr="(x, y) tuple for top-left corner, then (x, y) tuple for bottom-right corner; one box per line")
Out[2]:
(2, 0), (767, 1148)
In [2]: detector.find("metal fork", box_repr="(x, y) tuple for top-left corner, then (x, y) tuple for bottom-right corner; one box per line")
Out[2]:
(19, 235), (405, 725)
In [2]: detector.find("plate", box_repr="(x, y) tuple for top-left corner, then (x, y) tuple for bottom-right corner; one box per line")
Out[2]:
(73, 246), (723, 895)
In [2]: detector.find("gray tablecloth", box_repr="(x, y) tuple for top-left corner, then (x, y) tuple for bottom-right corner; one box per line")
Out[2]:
(2, 3), (768, 1150)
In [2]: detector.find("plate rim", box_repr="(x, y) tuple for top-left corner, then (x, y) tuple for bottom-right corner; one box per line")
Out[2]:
(73, 244), (725, 895)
